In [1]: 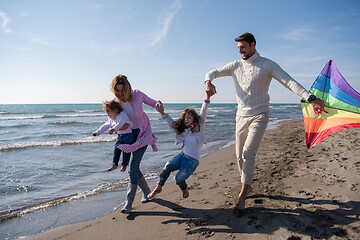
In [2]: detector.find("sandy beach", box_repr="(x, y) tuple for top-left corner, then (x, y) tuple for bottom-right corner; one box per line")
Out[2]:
(25, 119), (360, 240)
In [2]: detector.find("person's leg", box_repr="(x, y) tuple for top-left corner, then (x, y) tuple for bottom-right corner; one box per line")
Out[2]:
(241, 112), (269, 185)
(175, 153), (199, 198)
(235, 115), (249, 175)
(128, 145), (148, 184)
(235, 112), (269, 211)
(138, 175), (151, 203)
(121, 145), (147, 214)
(108, 135), (122, 172)
(234, 183), (253, 214)
(158, 154), (182, 186)
(119, 133), (134, 172)
(121, 182), (138, 214)
(148, 154), (182, 199)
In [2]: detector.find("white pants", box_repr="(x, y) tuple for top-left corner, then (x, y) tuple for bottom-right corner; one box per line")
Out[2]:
(236, 112), (269, 185)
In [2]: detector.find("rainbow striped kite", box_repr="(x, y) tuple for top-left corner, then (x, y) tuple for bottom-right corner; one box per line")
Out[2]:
(301, 60), (360, 149)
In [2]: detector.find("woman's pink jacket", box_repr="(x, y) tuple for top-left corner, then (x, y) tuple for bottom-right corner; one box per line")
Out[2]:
(116, 89), (159, 153)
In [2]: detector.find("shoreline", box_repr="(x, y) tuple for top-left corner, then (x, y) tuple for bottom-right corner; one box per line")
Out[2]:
(24, 119), (360, 239)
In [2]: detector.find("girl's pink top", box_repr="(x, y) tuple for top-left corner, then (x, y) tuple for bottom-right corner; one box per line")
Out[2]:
(115, 89), (159, 153)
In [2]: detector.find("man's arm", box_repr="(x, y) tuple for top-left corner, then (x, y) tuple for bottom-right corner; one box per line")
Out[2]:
(271, 62), (325, 112)
(204, 62), (235, 96)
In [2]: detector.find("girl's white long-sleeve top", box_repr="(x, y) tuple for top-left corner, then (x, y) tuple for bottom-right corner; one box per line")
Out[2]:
(94, 112), (133, 136)
(162, 100), (209, 160)
(205, 51), (312, 116)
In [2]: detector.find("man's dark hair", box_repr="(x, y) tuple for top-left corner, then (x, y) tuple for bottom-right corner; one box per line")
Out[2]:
(234, 32), (256, 45)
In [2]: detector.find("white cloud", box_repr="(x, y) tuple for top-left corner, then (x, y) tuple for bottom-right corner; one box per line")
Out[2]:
(278, 27), (314, 41)
(0, 11), (13, 33)
(83, 0), (182, 56)
(147, 0), (182, 49)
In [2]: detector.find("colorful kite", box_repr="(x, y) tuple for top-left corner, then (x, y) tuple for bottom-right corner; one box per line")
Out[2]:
(301, 60), (360, 149)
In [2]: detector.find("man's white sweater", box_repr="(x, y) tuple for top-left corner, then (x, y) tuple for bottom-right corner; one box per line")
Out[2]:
(205, 51), (312, 116)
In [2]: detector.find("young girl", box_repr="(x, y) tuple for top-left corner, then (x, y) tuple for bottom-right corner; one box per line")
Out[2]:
(93, 100), (134, 172)
(148, 92), (212, 199)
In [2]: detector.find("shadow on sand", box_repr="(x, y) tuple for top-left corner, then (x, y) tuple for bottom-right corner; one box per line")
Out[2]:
(126, 194), (359, 239)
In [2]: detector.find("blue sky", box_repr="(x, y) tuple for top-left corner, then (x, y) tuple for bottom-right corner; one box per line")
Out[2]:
(1, 0), (359, 104)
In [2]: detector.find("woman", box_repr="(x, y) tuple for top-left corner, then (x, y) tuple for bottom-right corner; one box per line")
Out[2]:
(110, 74), (160, 214)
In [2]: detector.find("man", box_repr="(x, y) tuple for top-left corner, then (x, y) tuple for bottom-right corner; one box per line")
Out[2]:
(204, 32), (324, 214)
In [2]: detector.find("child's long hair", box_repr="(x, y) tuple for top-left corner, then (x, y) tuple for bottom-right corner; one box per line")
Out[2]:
(110, 74), (133, 102)
(173, 108), (200, 135)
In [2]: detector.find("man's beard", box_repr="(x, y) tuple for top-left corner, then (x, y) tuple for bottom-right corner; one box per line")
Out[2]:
(242, 51), (254, 60)
(242, 54), (250, 60)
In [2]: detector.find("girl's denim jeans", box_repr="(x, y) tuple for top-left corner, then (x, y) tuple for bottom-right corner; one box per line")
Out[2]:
(158, 152), (199, 190)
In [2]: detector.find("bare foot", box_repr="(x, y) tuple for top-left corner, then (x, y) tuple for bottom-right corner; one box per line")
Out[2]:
(182, 188), (189, 198)
(107, 165), (117, 172)
(147, 185), (162, 199)
(119, 165), (127, 172)
(234, 185), (253, 210)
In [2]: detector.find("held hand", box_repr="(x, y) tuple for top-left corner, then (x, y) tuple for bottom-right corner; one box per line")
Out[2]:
(310, 98), (325, 114)
(205, 90), (212, 101)
(92, 132), (96, 136)
(156, 101), (165, 116)
(205, 80), (217, 96)
(108, 128), (115, 134)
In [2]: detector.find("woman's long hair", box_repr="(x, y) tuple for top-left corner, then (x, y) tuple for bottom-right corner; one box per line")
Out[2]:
(173, 108), (200, 135)
(110, 74), (133, 102)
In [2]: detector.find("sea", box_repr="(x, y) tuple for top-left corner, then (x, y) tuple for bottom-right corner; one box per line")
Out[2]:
(0, 103), (303, 239)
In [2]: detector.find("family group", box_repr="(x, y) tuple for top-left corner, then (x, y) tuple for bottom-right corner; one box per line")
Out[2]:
(92, 32), (324, 215)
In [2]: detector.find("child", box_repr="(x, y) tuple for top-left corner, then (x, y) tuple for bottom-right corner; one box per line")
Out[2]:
(93, 100), (134, 172)
(148, 92), (212, 199)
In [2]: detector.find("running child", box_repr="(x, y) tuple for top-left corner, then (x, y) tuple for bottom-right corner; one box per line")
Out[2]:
(148, 92), (212, 199)
(93, 100), (134, 172)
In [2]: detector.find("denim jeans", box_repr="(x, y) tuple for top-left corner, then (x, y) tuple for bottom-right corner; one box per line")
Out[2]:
(113, 132), (134, 166)
(158, 152), (199, 190)
(128, 128), (148, 184)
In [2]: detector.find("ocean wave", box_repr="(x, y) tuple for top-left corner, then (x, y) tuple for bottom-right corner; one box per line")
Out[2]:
(270, 104), (300, 109)
(210, 112), (236, 117)
(41, 133), (74, 138)
(208, 108), (236, 112)
(0, 113), (106, 121)
(75, 110), (99, 113)
(48, 121), (103, 126)
(152, 130), (171, 135)
(155, 139), (175, 144)
(42, 113), (105, 118)
(148, 117), (163, 121)
(0, 174), (159, 223)
(0, 123), (32, 129)
(0, 115), (43, 120)
(0, 137), (117, 152)
(0, 181), (122, 223)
